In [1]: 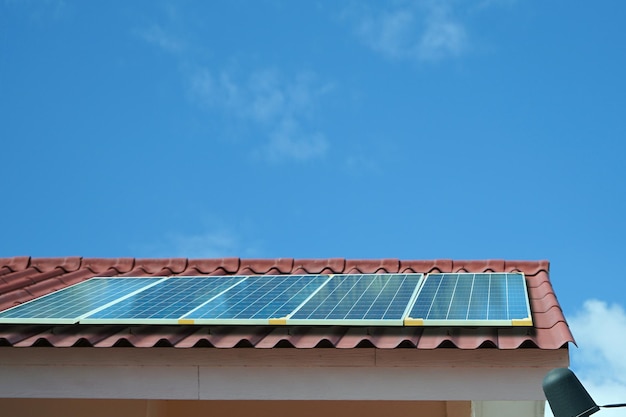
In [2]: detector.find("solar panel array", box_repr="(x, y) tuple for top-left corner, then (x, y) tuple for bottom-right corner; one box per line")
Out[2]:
(0, 273), (533, 326)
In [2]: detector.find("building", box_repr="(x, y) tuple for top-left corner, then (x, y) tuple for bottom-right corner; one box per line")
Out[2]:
(0, 257), (574, 417)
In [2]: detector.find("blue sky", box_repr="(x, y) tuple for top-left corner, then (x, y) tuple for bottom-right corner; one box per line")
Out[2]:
(1, 1), (626, 412)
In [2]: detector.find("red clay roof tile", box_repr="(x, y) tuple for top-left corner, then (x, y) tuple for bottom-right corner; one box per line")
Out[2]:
(131, 258), (188, 274)
(0, 289), (30, 311)
(30, 257), (82, 273)
(81, 257), (135, 274)
(345, 259), (401, 274)
(1, 268), (39, 283)
(0, 324), (50, 346)
(400, 259), (454, 274)
(452, 259), (506, 273)
(0, 275), (35, 295)
(293, 258), (345, 274)
(0, 256), (30, 272)
(0, 257), (574, 349)
(185, 257), (240, 274)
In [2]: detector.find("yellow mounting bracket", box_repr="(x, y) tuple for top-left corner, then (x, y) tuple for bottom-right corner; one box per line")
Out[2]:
(403, 317), (424, 326)
(511, 317), (533, 326)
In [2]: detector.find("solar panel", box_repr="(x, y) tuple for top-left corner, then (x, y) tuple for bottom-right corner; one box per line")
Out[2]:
(0, 272), (533, 327)
(181, 275), (331, 325)
(287, 274), (423, 326)
(404, 273), (532, 326)
(80, 276), (245, 324)
(0, 277), (165, 324)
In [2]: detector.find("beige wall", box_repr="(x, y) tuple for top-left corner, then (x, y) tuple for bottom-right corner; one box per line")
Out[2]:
(0, 399), (471, 417)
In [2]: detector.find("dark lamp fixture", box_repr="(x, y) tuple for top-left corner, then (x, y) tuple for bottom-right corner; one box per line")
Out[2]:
(543, 368), (626, 417)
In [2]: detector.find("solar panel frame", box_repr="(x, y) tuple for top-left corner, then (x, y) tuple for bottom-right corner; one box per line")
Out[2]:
(285, 273), (425, 326)
(0, 277), (168, 325)
(404, 272), (533, 326)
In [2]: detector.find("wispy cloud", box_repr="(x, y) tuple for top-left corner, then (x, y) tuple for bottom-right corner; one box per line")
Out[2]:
(135, 11), (334, 163)
(134, 228), (259, 259)
(343, 1), (468, 62)
(344, 153), (380, 175)
(4, 0), (69, 21)
(138, 24), (185, 54)
(419, 4), (467, 60)
(545, 300), (626, 416)
(168, 231), (241, 259)
(189, 67), (333, 161)
(265, 118), (328, 161)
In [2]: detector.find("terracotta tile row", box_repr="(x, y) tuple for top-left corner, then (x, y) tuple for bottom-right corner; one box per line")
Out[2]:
(0, 323), (572, 349)
(0, 257), (551, 277)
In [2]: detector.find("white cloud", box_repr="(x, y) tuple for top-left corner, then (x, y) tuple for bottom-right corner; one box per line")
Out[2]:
(355, 9), (417, 60)
(134, 228), (259, 259)
(345, 1), (468, 62)
(476, 0), (518, 8)
(4, 0), (68, 21)
(546, 300), (626, 416)
(169, 231), (239, 259)
(189, 68), (332, 161)
(344, 153), (380, 175)
(138, 24), (185, 54)
(419, 4), (467, 60)
(570, 300), (626, 380)
(134, 10), (334, 163)
(265, 118), (328, 161)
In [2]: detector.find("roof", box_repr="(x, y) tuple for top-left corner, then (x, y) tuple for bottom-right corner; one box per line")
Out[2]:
(0, 257), (574, 349)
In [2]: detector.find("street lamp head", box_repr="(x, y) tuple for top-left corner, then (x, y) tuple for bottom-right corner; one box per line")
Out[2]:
(543, 368), (600, 417)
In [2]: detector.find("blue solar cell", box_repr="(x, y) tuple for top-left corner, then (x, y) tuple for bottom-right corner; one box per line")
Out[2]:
(506, 273), (531, 319)
(0, 278), (162, 323)
(408, 273), (531, 323)
(409, 274), (441, 320)
(467, 275), (489, 320)
(85, 276), (244, 320)
(290, 274), (422, 322)
(447, 275), (472, 320)
(183, 275), (329, 320)
(487, 273), (507, 319)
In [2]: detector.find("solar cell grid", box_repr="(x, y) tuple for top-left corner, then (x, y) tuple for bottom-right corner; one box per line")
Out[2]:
(344, 276), (386, 319)
(82, 276), (245, 323)
(406, 273), (532, 326)
(467, 275), (489, 320)
(506, 273), (530, 319)
(447, 275), (472, 320)
(290, 274), (352, 319)
(183, 275), (330, 323)
(487, 274), (507, 320)
(239, 275), (326, 319)
(0, 277), (164, 324)
(408, 274), (441, 320)
(288, 274), (423, 325)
